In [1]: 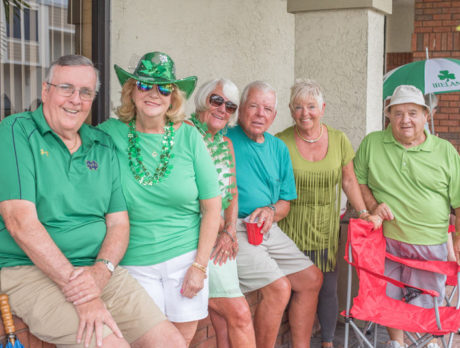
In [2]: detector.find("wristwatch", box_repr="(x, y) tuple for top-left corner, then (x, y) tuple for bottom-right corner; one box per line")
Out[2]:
(95, 258), (115, 274)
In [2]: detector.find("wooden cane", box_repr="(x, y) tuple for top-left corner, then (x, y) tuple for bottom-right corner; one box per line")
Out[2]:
(0, 294), (16, 344)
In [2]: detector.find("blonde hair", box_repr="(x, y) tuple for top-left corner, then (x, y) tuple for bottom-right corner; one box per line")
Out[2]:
(289, 78), (324, 113)
(116, 78), (187, 123)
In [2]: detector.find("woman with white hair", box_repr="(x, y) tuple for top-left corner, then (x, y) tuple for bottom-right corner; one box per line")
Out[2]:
(187, 79), (256, 348)
(277, 79), (381, 348)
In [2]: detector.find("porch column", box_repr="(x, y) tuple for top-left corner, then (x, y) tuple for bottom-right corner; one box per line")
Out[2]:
(287, 0), (392, 147)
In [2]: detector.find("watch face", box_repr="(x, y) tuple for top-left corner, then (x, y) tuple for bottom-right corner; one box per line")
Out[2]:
(107, 261), (115, 272)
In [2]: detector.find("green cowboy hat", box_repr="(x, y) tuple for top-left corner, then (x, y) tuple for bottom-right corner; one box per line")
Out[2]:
(114, 51), (197, 98)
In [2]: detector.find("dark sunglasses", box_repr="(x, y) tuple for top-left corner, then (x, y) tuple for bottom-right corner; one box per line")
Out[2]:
(136, 81), (174, 97)
(209, 94), (238, 114)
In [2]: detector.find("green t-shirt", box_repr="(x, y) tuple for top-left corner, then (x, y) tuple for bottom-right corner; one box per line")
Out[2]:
(276, 125), (355, 271)
(354, 127), (460, 245)
(98, 118), (220, 265)
(0, 106), (127, 268)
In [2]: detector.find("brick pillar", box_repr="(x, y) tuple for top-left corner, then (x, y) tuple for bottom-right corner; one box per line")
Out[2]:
(412, 0), (460, 151)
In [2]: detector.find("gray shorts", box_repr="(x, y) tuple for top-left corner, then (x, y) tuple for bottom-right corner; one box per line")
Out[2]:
(236, 219), (313, 293)
(384, 237), (447, 308)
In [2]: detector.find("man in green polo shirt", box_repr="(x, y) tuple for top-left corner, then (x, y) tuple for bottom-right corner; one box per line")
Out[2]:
(0, 55), (185, 348)
(354, 85), (460, 348)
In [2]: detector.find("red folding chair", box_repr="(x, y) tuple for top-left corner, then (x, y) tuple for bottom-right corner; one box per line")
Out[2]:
(342, 219), (460, 348)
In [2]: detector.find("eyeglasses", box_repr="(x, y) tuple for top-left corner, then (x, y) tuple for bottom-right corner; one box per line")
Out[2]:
(209, 94), (238, 114)
(47, 83), (96, 101)
(136, 81), (174, 97)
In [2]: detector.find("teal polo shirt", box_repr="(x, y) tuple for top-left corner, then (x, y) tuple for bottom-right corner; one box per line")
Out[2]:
(227, 125), (297, 218)
(354, 127), (460, 245)
(0, 106), (127, 268)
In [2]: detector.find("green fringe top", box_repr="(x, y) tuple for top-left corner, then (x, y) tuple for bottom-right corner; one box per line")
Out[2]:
(276, 125), (355, 271)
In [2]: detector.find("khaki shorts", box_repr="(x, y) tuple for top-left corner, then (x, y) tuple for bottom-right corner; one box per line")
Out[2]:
(0, 266), (166, 348)
(236, 219), (313, 293)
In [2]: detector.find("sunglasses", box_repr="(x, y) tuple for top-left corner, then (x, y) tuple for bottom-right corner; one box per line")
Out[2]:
(209, 94), (238, 114)
(136, 81), (174, 96)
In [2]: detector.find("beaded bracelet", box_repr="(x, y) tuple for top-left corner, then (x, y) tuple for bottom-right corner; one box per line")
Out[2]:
(192, 262), (207, 274)
(358, 209), (369, 216)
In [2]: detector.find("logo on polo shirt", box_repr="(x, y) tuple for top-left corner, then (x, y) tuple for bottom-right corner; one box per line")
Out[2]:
(86, 160), (98, 170)
(40, 149), (49, 156)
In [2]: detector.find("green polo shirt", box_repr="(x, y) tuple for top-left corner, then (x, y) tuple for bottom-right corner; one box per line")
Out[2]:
(0, 106), (127, 268)
(354, 127), (460, 245)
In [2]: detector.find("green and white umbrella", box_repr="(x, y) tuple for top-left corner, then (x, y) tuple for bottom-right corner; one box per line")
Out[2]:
(383, 58), (460, 100)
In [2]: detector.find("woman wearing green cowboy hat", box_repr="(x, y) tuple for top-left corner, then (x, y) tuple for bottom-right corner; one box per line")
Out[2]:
(98, 52), (222, 345)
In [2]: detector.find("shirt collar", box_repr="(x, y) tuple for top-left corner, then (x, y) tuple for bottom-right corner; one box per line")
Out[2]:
(31, 104), (52, 135)
(383, 126), (433, 152)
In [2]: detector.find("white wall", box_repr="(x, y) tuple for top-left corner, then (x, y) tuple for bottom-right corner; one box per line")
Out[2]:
(294, 8), (385, 148)
(110, 0), (295, 134)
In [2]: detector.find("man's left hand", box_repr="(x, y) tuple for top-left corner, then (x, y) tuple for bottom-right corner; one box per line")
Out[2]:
(62, 265), (110, 305)
(248, 206), (275, 235)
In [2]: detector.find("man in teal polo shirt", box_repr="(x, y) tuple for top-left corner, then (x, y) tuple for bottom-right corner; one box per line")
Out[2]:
(0, 55), (185, 348)
(354, 85), (460, 348)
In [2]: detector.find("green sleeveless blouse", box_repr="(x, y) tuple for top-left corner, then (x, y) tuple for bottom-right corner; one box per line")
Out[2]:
(276, 125), (354, 271)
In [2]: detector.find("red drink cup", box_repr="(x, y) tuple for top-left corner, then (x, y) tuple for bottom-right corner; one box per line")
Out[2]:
(244, 217), (264, 245)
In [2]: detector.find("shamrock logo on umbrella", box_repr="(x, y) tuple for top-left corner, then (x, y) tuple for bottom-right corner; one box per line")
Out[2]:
(438, 70), (456, 82)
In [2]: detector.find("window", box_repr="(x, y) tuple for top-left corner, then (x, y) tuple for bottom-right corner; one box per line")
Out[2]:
(0, 0), (88, 119)
(6, 8), (39, 41)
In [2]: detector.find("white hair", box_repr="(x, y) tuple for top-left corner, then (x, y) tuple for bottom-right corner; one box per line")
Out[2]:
(240, 80), (278, 111)
(194, 78), (240, 126)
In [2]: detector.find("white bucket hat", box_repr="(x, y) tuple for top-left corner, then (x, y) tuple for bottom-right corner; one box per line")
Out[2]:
(384, 85), (430, 113)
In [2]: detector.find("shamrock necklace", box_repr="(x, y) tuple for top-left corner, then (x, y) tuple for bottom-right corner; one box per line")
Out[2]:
(127, 119), (175, 185)
(190, 113), (236, 209)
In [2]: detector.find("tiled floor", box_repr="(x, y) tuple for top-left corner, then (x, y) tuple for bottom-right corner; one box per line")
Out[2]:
(311, 284), (460, 348)
(311, 321), (460, 348)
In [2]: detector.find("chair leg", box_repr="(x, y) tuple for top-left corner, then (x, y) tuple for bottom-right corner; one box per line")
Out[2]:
(373, 323), (378, 348)
(348, 321), (375, 348)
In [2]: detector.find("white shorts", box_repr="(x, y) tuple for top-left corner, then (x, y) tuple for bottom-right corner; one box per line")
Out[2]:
(123, 250), (209, 323)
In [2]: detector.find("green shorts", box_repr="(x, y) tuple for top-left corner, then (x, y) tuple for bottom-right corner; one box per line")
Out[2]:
(208, 257), (243, 298)
(0, 266), (166, 348)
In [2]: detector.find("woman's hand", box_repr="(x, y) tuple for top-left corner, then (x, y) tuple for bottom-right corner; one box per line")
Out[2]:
(180, 264), (207, 298)
(210, 225), (238, 264)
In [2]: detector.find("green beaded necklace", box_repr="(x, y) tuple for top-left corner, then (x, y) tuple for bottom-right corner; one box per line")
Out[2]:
(128, 119), (175, 185)
(190, 113), (236, 209)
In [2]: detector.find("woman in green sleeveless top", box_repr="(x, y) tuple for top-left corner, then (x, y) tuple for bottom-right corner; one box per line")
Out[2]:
(187, 79), (256, 348)
(276, 79), (381, 348)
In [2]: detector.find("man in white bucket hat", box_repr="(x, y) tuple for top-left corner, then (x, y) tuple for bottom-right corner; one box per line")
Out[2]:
(354, 85), (460, 348)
